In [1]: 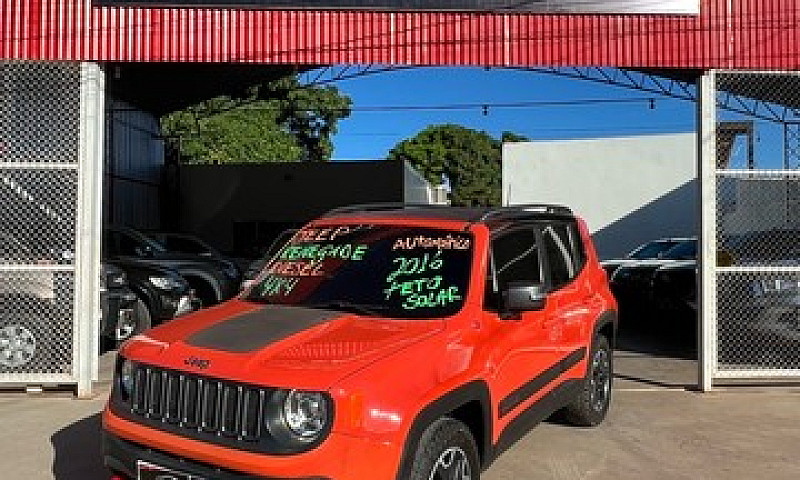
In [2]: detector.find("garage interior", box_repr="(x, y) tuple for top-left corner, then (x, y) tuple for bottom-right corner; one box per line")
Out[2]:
(1, 0), (800, 396)
(3, 62), (800, 395)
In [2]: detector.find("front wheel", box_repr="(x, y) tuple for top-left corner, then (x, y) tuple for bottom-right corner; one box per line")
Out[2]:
(0, 321), (40, 369)
(563, 334), (613, 427)
(410, 417), (480, 480)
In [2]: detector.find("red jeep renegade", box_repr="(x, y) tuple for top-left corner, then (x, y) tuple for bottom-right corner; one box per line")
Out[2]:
(103, 204), (617, 480)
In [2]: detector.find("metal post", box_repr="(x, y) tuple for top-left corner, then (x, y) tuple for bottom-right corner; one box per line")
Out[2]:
(697, 70), (717, 392)
(74, 63), (105, 398)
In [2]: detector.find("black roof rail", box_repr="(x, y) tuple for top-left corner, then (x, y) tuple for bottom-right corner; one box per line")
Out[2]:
(322, 202), (574, 224)
(476, 204), (573, 223)
(322, 203), (452, 217)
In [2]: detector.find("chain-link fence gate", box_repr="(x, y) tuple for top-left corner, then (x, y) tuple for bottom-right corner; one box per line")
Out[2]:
(704, 71), (800, 383)
(0, 61), (103, 394)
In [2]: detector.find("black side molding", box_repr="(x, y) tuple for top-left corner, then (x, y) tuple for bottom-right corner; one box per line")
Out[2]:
(491, 378), (583, 462)
(498, 347), (586, 418)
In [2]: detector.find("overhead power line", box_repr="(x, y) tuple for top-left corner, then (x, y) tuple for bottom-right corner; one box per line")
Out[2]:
(233, 96), (664, 113)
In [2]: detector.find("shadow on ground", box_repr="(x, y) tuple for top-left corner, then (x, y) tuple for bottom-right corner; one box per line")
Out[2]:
(51, 413), (107, 479)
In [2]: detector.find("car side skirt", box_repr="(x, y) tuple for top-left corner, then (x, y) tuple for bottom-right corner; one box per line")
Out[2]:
(490, 378), (582, 463)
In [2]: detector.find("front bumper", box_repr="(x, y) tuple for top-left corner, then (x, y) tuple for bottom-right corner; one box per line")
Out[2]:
(103, 432), (328, 480)
(103, 408), (401, 480)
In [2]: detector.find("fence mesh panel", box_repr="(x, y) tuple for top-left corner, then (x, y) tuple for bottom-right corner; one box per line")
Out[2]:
(0, 61), (79, 383)
(715, 71), (800, 379)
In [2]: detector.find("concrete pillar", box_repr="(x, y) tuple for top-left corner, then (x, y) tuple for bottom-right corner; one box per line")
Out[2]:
(74, 63), (105, 398)
(697, 71), (717, 392)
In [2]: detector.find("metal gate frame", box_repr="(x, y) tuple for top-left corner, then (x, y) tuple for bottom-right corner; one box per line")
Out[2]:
(699, 70), (800, 390)
(0, 61), (103, 397)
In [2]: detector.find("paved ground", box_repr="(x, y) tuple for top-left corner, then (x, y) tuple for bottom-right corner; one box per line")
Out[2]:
(2, 330), (800, 480)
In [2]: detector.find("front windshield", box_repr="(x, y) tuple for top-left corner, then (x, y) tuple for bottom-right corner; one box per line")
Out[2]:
(246, 224), (473, 319)
(661, 240), (697, 260)
(129, 230), (167, 254)
(628, 240), (680, 260)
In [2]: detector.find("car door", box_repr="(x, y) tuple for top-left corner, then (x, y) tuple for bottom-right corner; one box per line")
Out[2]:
(540, 221), (594, 358)
(486, 225), (563, 421)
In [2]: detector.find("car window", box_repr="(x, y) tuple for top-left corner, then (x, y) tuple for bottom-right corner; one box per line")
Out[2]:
(628, 240), (680, 260)
(567, 221), (587, 271)
(661, 240), (697, 260)
(247, 225), (473, 319)
(542, 223), (576, 289)
(491, 227), (541, 290)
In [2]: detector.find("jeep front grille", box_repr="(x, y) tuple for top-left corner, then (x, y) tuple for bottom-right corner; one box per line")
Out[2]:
(123, 363), (271, 451)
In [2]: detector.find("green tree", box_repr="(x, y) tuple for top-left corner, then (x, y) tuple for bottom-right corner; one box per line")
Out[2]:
(387, 125), (528, 207)
(161, 76), (351, 164)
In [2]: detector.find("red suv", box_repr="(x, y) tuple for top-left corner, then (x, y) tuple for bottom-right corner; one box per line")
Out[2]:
(103, 204), (617, 480)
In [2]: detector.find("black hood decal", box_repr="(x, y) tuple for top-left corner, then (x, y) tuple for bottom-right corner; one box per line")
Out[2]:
(186, 304), (341, 353)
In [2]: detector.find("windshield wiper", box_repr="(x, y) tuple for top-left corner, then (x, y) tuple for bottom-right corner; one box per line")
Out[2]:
(306, 301), (389, 317)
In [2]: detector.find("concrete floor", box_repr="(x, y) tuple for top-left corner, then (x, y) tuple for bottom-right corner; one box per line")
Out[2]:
(1, 332), (799, 480)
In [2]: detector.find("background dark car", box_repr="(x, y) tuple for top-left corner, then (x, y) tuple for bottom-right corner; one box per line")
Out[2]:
(601, 237), (692, 277)
(651, 260), (697, 317)
(610, 238), (697, 322)
(651, 246), (734, 318)
(109, 257), (199, 333)
(147, 232), (241, 278)
(104, 226), (240, 307)
(100, 263), (140, 348)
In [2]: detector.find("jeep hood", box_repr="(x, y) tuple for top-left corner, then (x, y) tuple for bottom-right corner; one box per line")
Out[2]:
(122, 300), (445, 391)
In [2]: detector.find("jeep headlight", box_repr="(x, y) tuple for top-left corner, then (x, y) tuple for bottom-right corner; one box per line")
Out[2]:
(265, 389), (331, 446)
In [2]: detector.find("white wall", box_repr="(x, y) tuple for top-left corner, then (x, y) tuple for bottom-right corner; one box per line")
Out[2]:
(503, 133), (697, 259)
(404, 161), (449, 205)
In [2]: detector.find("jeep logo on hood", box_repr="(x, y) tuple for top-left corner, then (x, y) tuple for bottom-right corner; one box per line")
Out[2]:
(184, 356), (210, 370)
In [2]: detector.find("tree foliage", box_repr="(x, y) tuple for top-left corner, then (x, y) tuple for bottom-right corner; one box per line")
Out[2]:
(387, 125), (528, 207)
(161, 76), (351, 164)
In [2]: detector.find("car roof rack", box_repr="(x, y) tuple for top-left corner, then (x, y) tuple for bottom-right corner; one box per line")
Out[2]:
(323, 203), (445, 217)
(475, 204), (573, 223)
(322, 202), (573, 223)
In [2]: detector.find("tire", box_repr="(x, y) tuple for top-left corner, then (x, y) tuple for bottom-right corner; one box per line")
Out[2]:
(563, 334), (613, 427)
(0, 320), (42, 370)
(409, 417), (480, 480)
(115, 298), (152, 346)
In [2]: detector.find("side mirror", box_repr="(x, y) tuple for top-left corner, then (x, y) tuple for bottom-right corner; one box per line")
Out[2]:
(502, 282), (548, 312)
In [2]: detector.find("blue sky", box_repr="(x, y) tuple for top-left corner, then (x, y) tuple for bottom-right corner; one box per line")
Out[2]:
(329, 67), (697, 161)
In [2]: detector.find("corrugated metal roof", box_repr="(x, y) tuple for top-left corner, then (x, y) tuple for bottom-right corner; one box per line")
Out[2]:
(0, 0), (798, 68)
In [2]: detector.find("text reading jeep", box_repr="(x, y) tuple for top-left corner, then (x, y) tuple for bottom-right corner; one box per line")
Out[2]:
(103, 204), (618, 480)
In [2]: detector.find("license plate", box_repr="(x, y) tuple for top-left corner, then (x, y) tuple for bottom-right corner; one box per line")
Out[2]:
(137, 460), (202, 480)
